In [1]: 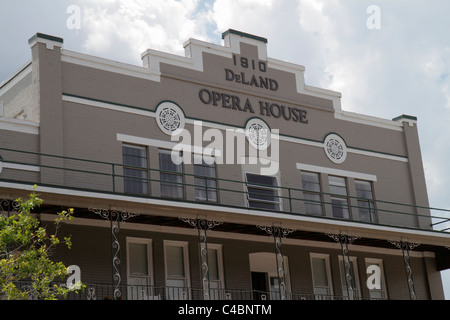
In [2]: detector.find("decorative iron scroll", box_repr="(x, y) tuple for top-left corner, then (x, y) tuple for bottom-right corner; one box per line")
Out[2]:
(86, 287), (97, 300)
(326, 233), (360, 300)
(179, 217), (223, 300)
(89, 208), (139, 300)
(388, 240), (420, 300)
(0, 199), (19, 217)
(257, 225), (296, 300)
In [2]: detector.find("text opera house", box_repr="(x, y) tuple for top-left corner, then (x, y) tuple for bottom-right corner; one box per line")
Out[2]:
(0, 30), (449, 300)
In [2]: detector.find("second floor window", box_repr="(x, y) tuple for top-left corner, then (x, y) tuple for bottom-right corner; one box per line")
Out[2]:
(194, 155), (217, 202)
(123, 145), (148, 195)
(159, 149), (184, 199)
(355, 180), (376, 223)
(245, 173), (280, 211)
(301, 171), (323, 216)
(329, 176), (350, 219)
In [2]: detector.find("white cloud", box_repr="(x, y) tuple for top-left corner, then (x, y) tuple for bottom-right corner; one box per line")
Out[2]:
(443, 84), (450, 109)
(80, 0), (213, 64)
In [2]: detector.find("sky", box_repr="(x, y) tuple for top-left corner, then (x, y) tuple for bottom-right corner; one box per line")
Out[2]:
(0, 0), (449, 299)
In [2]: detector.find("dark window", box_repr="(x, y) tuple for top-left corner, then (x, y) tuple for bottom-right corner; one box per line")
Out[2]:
(123, 145), (148, 194)
(246, 173), (280, 210)
(301, 172), (323, 215)
(329, 176), (349, 219)
(194, 155), (217, 202)
(355, 180), (376, 222)
(159, 150), (184, 199)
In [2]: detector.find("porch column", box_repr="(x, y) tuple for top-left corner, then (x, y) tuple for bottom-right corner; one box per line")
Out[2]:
(179, 217), (222, 300)
(327, 233), (360, 300)
(89, 208), (139, 300)
(257, 225), (295, 300)
(388, 240), (420, 300)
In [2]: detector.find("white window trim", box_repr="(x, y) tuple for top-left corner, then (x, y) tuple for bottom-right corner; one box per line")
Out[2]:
(117, 133), (222, 158)
(207, 244), (225, 298)
(338, 255), (362, 299)
(329, 175), (351, 219)
(126, 237), (155, 299)
(300, 171), (323, 216)
(159, 149), (185, 199)
(310, 253), (334, 297)
(122, 144), (149, 194)
(164, 240), (191, 298)
(249, 252), (292, 300)
(193, 154), (218, 202)
(365, 258), (388, 300)
(296, 162), (377, 182)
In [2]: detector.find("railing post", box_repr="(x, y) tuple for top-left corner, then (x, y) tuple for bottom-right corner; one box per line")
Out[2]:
(112, 164), (116, 193)
(326, 233), (360, 300)
(288, 188), (292, 213)
(89, 208), (140, 300)
(179, 217), (223, 300)
(257, 225), (295, 300)
(388, 240), (420, 300)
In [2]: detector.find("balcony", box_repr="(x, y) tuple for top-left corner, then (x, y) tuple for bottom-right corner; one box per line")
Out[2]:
(9, 282), (383, 301)
(0, 146), (449, 234)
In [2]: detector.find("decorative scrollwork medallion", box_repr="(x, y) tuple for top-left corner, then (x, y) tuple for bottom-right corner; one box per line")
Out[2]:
(324, 133), (347, 164)
(155, 101), (185, 135)
(245, 118), (271, 150)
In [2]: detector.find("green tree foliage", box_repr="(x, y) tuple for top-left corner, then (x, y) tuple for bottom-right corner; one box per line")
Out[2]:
(0, 186), (83, 300)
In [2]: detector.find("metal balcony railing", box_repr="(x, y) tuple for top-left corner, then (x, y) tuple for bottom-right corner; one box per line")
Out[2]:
(4, 282), (383, 301)
(0, 147), (449, 233)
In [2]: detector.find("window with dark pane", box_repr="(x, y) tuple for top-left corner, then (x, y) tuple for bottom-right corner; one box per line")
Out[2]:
(328, 176), (350, 219)
(194, 155), (217, 202)
(301, 171), (323, 215)
(159, 149), (184, 199)
(355, 180), (376, 223)
(123, 145), (148, 194)
(246, 173), (280, 210)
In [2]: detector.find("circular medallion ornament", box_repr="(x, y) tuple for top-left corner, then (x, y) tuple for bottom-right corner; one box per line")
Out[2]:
(324, 133), (347, 164)
(245, 118), (271, 150)
(155, 102), (185, 135)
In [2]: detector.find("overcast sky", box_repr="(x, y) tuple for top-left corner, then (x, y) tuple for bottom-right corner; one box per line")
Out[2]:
(1, 0), (449, 299)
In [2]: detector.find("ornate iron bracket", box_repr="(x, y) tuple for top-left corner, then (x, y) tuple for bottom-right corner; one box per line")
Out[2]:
(326, 233), (360, 300)
(388, 240), (420, 300)
(89, 208), (139, 300)
(179, 217), (223, 300)
(257, 225), (296, 300)
(0, 199), (19, 217)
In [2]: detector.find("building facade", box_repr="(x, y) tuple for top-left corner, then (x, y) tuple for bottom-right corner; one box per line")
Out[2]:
(0, 30), (449, 300)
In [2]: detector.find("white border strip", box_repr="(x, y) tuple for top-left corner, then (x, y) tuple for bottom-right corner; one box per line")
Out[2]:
(2, 181), (448, 245)
(63, 95), (154, 117)
(335, 111), (403, 132)
(0, 162), (40, 173)
(0, 62), (32, 96)
(0, 117), (39, 135)
(296, 162), (377, 182)
(62, 50), (159, 82)
(64, 94), (407, 163)
(117, 133), (222, 157)
(38, 214), (433, 258)
(348, 148), (408, 163)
